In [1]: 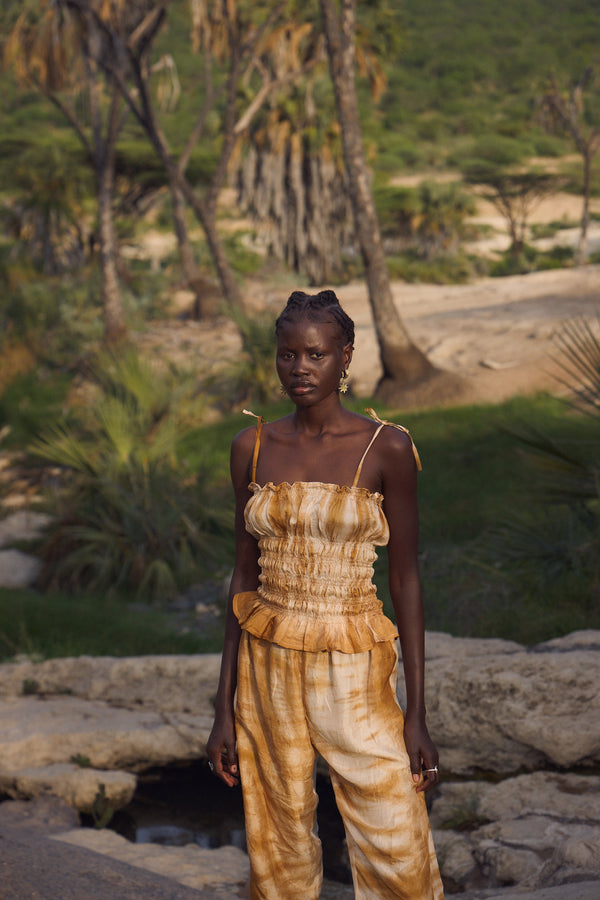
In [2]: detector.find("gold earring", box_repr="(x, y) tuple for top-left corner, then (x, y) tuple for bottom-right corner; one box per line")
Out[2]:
(339, 370), (349, 394)
(279, 384), (288, 396)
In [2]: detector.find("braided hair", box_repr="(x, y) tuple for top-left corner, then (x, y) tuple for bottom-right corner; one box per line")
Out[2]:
(275, 290), (355, 347)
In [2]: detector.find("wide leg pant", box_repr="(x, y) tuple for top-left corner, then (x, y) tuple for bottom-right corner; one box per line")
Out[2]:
(235, 632), (444, 900)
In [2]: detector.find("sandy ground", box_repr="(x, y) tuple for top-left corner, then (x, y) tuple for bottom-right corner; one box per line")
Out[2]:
(137, 261), (600, 413)
(337, 264), (600, 404)
(134, 187), (600, 411)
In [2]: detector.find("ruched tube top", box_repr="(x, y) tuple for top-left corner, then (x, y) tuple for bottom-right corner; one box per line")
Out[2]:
(233, 480), (398, 653)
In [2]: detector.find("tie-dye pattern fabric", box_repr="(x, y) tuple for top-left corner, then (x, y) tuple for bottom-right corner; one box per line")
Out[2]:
(234, 478), (444, 899)
(236, 632), (443, 899)
(235, 482), (398, 652)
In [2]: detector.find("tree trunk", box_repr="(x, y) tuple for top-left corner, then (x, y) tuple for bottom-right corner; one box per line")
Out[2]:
(128, 59), (245, 315)
(168, 180), (218, 318)
(97, 161), (127, 343)
(578, 151), (591, 265)
(320, 0), (434, 394)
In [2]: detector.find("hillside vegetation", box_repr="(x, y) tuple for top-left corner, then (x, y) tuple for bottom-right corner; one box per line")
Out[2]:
(1, 0), (598, 182)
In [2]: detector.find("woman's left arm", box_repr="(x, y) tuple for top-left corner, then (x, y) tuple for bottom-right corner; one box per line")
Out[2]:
(381, 428), (440, 794)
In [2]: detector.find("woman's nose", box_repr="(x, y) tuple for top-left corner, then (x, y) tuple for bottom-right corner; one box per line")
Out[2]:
(291, 355), (309, 374)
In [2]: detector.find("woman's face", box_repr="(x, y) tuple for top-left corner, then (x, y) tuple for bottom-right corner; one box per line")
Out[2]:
(276, 316), (352, 406)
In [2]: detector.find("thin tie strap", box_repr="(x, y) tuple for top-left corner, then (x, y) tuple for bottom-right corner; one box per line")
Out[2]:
(352, 407), (422, 487)
(352, 423), (386, 487)
(243, 409), (265, 484)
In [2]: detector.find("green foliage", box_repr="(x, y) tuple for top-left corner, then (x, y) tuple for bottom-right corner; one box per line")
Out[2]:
(365, 393), (600, 643)
(0, 587), (222, 661)
(386, 250), (477, 284)
(91, 784), (114, 829)
(455, 135), (536, 171)
(0, 143), (91, 275)
(71, 754), (92, 768)
(205, 308), (281, 411)
(375, 180), (476, 269)
(489, 243), (575, 276)
(31, 349), (231, 602)
(479, 317), (600, 607)
(0, 369), (72, 447)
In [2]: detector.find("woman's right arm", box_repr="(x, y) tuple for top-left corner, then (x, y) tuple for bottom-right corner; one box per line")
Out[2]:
(206, 428), (260, 787)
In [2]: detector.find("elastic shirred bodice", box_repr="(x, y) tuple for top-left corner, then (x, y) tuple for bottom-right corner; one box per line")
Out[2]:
(233, 410), (420, 653)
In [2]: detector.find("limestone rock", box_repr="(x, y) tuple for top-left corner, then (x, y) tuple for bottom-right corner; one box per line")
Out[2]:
(0, 549), (41, 588)
(429, 773), (600, 893)
(0, 654), (222, 716)
(54, 828), (250, 893)
(0, 796), (79, 833)
(429, 772), (600, 829)
(424, 640), (600, 774)
(423, 632), (524, 659)
(0, 695), (212, 810)
(0, 510), (52, 547)
(475, 840), (542, 887)
(535, 630), (600, 652)
(0, 763), (136, 813)
(431, 829), (477, 885)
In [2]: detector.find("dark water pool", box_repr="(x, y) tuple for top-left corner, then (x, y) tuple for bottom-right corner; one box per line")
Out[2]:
(96, 762), (352, 885)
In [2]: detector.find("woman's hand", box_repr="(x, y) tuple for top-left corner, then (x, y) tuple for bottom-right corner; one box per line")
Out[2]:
(206, 712), (239, 788)
(404, 710), (440, 794)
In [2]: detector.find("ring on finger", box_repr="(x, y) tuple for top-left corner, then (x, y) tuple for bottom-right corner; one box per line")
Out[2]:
(208, 760), (215, 772)
(425, 765), (439, 774)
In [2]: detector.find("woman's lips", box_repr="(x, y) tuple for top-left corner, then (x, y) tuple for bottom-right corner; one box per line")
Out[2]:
(289, 383), (314, 394)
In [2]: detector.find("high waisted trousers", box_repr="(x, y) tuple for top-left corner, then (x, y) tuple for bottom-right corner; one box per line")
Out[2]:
(235, 632), (444, 900)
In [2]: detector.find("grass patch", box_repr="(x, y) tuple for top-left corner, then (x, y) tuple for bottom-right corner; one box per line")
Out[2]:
(370, 394), (600, 644)
(4, 393), (598, 658)
(0, 368), (72, 447)
(0, 588), (223, 661)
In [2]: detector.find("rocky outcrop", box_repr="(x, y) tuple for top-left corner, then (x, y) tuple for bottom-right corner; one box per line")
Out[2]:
(413, 630), (600, 774)
(0, 632), (599, 896)
(0, 655), (221, 811)
(0, 509), (50, 588)
(429, 771), (600, 892)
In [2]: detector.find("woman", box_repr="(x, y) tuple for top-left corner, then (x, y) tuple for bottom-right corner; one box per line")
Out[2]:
(207, 289), (443, 899)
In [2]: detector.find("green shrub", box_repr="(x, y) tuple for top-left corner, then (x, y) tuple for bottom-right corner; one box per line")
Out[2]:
(479, 317), (600, 607)
(489, 243), (575, 276)
(0, 368), (72, 447)
(386, 250), (476, 284)
(31, 349), (231, 602)
(204, 308), (281, 411)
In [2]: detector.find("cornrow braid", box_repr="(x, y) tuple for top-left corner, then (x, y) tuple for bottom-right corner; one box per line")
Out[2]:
(275, 290), (355, 347)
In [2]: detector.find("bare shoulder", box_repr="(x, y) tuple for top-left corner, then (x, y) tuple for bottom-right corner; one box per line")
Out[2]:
(231, 424), (256, 455)
(230, 425), (257, 487)
(373, 421), (419, 475)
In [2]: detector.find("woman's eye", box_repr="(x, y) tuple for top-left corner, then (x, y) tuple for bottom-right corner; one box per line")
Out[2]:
(311, 352), (324, 359)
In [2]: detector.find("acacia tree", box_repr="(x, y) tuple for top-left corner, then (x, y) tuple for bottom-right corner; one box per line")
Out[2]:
(539, 68), (600, 265)
(4, 0), (129, 342)
(319, 0), (435, 397)
(464, 165), (560, 260)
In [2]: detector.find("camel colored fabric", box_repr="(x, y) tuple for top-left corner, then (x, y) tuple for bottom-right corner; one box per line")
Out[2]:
(234, 414), (443, 899)
(236, 632), (443, 899)
(234, 481), (398, 653)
